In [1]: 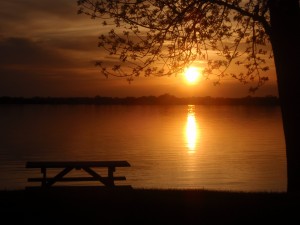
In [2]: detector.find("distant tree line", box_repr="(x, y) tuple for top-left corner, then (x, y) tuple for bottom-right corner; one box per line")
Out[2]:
(0, 94), (279, 106)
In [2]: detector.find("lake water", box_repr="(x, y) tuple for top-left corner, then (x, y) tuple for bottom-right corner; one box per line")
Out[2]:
(0, 104), (286, 192)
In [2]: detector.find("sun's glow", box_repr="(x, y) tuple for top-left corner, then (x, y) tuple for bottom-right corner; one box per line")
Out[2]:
(184, 67), (201, 84)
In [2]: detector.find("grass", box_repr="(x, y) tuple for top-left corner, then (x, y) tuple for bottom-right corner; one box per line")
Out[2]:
(0, 187), (299, 225)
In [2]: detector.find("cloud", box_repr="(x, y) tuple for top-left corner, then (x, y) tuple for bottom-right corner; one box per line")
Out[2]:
(0, 0), (78, 22)
(0, 37), (72, 67)
(0, 0), (100, 40)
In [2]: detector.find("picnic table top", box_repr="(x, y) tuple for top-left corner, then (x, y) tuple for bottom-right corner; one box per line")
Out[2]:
(26, 161), (131, 168)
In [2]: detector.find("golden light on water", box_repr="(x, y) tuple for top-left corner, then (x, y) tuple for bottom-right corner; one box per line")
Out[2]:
(185, 105), (199, 152)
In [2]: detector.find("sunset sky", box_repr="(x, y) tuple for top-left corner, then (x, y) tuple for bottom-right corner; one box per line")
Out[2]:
(0, 0), (279, 98)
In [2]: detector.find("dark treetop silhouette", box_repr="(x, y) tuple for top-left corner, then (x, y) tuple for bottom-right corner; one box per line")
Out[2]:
(77, 0), (300, 192)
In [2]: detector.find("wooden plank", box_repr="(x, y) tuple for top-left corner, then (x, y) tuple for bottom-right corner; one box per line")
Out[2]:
(28, 176), (127, 182)
(26, 161), (130, 168)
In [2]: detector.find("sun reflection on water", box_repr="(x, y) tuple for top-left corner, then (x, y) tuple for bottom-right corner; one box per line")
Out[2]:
(185, 105), (199, 152)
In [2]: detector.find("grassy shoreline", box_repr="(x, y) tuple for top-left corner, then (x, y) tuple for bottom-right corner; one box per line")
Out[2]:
(1, 187), (299, 225)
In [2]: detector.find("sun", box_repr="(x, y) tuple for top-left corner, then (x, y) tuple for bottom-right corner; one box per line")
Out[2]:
(184, 67), (201, 84)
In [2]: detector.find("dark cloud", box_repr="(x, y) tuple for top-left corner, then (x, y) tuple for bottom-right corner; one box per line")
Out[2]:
(0, 37), (72, 66)
(22, 0), (76, 16)
(0, 0), (96, 41)
(44, 36), (99, 52)
(0, 0), (78, 22)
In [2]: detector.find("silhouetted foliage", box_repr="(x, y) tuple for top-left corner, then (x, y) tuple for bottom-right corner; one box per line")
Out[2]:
(77, 0), (274, 91)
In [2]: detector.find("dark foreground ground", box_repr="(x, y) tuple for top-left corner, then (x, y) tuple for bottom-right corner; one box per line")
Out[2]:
(0, 187), (299, 225)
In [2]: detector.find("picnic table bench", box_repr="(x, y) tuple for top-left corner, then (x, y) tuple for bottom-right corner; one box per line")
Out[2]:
(26, 161), (131, 188)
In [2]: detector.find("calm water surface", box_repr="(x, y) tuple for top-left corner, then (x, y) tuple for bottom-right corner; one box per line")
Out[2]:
(0, 105), (286, 192)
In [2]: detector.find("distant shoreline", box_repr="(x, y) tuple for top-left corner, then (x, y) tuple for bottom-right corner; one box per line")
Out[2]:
(0, 94), (279, 106)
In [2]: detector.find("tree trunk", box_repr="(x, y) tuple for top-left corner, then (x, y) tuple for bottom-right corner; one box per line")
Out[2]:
(269, 0), (300, 192)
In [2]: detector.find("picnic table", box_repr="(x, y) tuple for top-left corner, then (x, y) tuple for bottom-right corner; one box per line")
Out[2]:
(26, 161), (131, 188)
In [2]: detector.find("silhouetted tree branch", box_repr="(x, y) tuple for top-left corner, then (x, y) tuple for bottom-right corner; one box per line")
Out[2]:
(78, 0), (271, 90)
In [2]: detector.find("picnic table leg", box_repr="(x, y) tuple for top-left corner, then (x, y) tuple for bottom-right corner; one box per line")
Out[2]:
(41, 167), (47, 188)
(108, 167), (116, 187)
